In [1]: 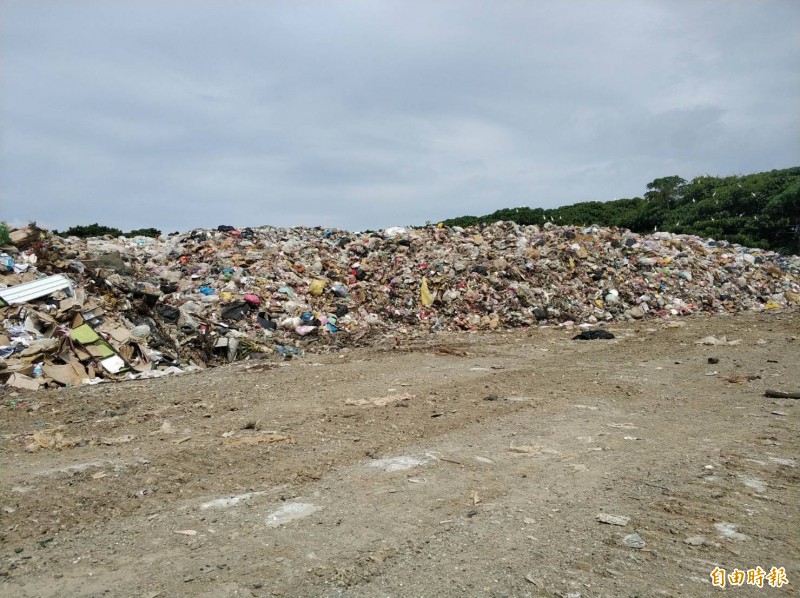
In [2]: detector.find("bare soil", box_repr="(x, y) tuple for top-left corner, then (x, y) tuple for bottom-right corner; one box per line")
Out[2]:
(1, 311), (799, 598)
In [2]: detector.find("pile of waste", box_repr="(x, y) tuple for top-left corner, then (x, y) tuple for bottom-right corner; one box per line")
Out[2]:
(2, 222), (798, 391)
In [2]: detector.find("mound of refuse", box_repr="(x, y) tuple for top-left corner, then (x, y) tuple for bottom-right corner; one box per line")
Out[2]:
(2, 222), (798, 391)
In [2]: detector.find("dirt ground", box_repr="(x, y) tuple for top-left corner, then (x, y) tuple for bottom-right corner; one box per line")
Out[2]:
(1, 311), (799, 598)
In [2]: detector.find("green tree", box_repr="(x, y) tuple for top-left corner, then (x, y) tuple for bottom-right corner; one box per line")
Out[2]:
(126, 228), (162, 238)
(644, 176), (687, 208)
(440, 166), (800, 253)
(59, 223), (124, 238)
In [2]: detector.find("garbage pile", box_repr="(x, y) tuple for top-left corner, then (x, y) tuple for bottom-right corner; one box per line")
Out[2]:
(2, 222), (798, 391)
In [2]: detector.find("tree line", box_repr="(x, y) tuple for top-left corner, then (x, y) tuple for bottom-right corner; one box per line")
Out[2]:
(53, 224), (163, 239)
(442, 167), (800, 254)
(3, 167), (798, 253)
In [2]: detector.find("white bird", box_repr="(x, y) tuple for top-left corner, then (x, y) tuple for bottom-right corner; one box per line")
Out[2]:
(692, 198), (696, 203)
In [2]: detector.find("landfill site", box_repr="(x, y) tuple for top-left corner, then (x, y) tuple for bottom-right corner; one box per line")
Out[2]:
(1, 222), (799, 597)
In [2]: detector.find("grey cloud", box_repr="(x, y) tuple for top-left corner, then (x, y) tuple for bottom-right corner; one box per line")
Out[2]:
(1, 0), (798, 232)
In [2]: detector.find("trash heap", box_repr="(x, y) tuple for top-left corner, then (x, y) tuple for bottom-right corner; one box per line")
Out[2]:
(2, 222), (798, 391)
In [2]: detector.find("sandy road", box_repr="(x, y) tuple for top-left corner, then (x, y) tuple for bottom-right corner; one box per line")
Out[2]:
(1, 311), (798, 597)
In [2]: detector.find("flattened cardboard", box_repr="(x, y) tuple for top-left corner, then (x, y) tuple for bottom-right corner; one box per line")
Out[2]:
(85, 342), (116, 358)
(105, 326), (131, 344)
(70, 324), (100, 344)
(42, 363), (84, 386)
(5, 373), (42, 391)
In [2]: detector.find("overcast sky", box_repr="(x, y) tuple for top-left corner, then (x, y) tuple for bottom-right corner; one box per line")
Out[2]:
(2, 1), (799, 233)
